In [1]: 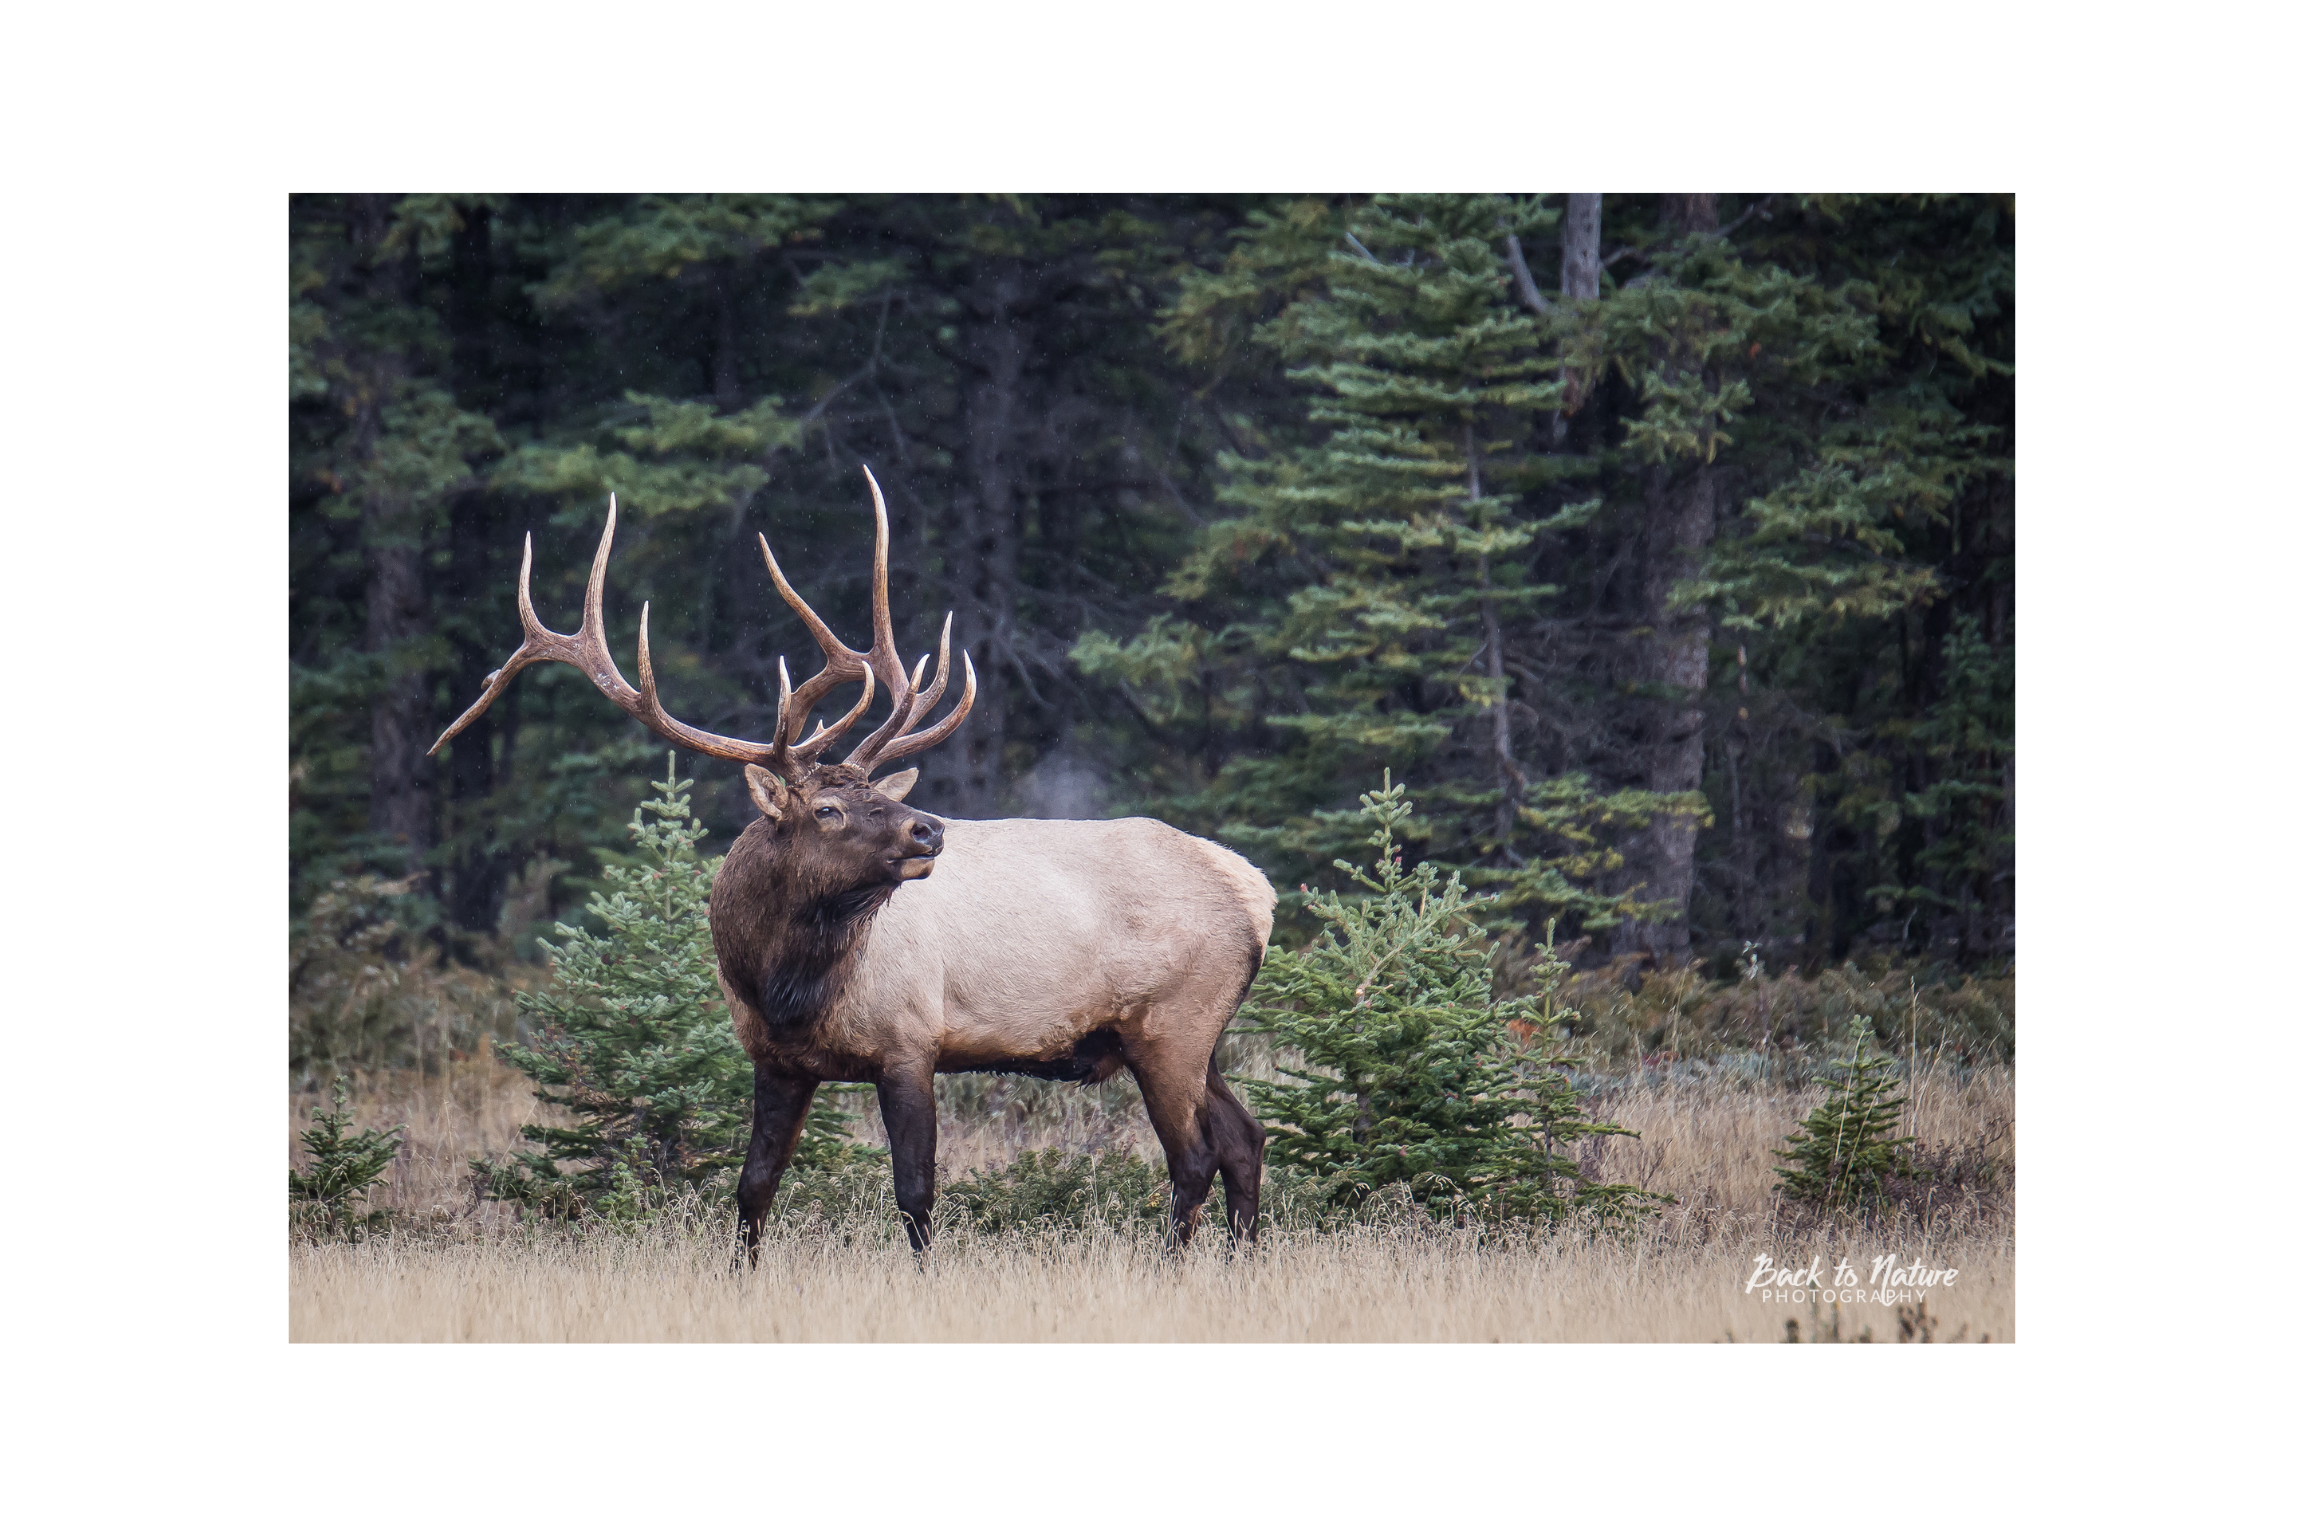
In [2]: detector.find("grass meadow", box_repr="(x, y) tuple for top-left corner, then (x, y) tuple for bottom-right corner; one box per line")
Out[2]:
(288, 1040), (2012, 1343)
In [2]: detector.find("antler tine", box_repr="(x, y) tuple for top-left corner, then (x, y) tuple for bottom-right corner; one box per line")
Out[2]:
(862, 465), (905, 684)
(756, 529), (872, 749)
(855, 612), (955, 764)
(576, 493), (623, 689)
(432, 494), (785, 766)
(836, 465), (941, 771)
(906, 614), (954, 728)
(756, 529), (859, 670)
(870, 652), (978, 766)
(429, 532), (550, 754)
(787, 663), (876, 757)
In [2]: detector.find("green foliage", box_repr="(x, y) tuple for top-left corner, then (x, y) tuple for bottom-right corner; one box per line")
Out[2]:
(1241, 776), (1659, 1224)
(290, 1080), (406, 1238)
(940, 1150), (1172, 1235)
(534, 194), (832, 303)
(1866, 613), (2013, 941)
(290, 193), (2014, 976)
(474, 760), (869, 1219)
(1079, 195), (1689, 937)
(1774, 1019), (1917, 1210)
(289, 874), (528, 1085)
(1555, 950), (2013, 1069)
(493, 391), (802, 520)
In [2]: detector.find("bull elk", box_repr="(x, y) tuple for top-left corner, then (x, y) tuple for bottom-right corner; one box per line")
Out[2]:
(431, 469), (1274, 1259)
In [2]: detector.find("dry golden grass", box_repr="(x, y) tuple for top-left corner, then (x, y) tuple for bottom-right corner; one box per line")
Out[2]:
(291, 1209), (2009, 1344)
(290, 1053), (2012, 1343)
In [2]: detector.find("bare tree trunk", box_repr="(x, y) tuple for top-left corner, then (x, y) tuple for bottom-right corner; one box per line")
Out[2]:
(1560, 194), (1601, 300)
(1553, 194), (1602, 446)
(365, 501), (431, 870)
(442, 204), (512, 937)
(443, 489), (509, 933)
(1985, 479), (2015, 960)
(1613, 194), (1720, 961)
(712, 267), (741, 405)
(1467, 428), (1524, 850)
(934, 259), (1030, 817)
(1658, 193), (1717, 237)
(350, 195), (432, 873)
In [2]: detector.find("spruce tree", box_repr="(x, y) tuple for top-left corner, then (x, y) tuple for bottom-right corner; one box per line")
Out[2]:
(1241, 775), (1657, 1224)
(290, 1080), (406, 1238)
(1078, 195), (1689, 940)
(1867, 612), (2013, 955)
(1774, 1019), (1917, 1210)
(289, 195), (2015, 972)
(475, 758), (865, 1218)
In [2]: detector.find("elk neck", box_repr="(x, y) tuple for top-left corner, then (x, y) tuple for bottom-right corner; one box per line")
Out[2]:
(710, 817), (898, 1038)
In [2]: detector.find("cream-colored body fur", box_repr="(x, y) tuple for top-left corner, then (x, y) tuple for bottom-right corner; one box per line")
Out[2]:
(722, 817), (1274, 1083)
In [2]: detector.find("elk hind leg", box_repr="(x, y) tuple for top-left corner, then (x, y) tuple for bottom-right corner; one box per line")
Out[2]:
(1205, 1061), (1267, 1244)
(738, 1068), (820, 1268)
(1128, 1042), (1219, 1247)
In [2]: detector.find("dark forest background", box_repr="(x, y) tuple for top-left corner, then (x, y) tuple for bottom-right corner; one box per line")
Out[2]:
(290, 194), (2012, 976)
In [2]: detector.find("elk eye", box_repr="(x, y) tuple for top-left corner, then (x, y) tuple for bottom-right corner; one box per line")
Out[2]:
(815, 805), (841, 823)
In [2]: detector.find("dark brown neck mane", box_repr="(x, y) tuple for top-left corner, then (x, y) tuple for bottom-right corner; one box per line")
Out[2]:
(711, 818), (897, 1038)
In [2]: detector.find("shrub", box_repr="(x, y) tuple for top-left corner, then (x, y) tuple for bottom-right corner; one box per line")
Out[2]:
(940, 1150), (1172, 1235)
(1774, 1018), (1917, 1210)
(474, 758), (868, 1219)
(1527, 949), (2014, 1070)
(289, 874), (527, 1086)
(290, 1078), (405, 1237)
(1241, 774), (1659, 1225)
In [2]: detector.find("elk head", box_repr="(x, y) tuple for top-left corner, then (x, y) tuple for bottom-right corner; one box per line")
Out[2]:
(429, 466), (975, 896)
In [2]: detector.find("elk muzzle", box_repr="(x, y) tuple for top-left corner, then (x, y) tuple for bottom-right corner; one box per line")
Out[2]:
(892, 814), (944, 882)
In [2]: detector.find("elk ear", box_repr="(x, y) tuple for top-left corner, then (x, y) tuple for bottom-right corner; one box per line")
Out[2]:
(873, 767), (920, 803)
(745, 764), (791, 821)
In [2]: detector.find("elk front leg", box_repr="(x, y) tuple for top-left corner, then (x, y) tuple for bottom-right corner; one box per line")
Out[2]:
(737, 1066), (819, 1268)
(877, 1062), (939, 1254)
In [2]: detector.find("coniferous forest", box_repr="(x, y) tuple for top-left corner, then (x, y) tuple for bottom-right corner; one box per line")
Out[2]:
(290, 194), (2012, 975)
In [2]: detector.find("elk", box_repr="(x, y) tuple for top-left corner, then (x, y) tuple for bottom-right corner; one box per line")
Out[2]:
(430, 469), (1274, 1260)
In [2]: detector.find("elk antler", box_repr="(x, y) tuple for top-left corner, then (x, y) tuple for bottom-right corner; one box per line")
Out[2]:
(426, 494), (876, 773)
(430, 473), (974, 783)
(757, 465), (976, 776)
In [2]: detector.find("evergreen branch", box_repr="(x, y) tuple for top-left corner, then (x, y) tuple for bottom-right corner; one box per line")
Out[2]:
(1602, 196), (1778, 273)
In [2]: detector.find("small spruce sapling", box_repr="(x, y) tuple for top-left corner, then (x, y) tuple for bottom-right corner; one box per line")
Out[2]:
(1504, 919), (1664, 1222)
(475, 757), (867, 1219)
(1241, 773), (1658, 1224)
(290, 1078), (405, 1237)
(1774, 1017), (1917, 1210)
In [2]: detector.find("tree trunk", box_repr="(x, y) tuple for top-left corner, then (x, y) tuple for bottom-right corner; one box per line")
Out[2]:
(1992, 479), (2015, 960)
(354, 195), (432, 872)
(1658, 193), (1717, 238)
(1554, 195), (1602, 445)
(712, 266), (742, 405)
(1612, 194), (1720, 961)
(365, 504), (431, 870)
(443, 488), (512, 934)
(1560, 194), (1601, 300)
(934, 259), (1031, 817)
(1467, 429), (1523, 850)
(441, 204), (514, 937)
